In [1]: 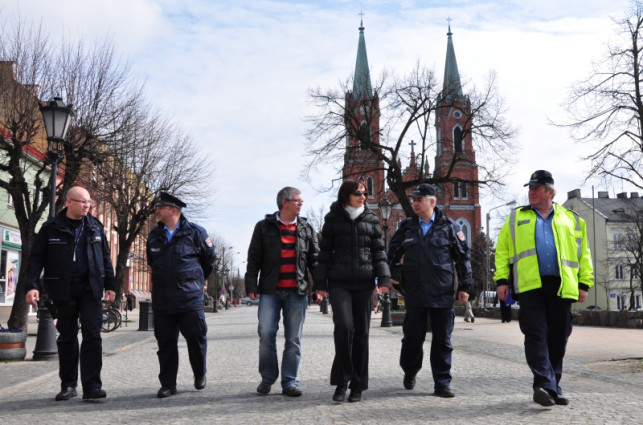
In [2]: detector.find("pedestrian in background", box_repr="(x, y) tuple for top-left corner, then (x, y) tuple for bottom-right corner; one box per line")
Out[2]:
(388, 183), (472, 398)
(494, 170), (593, 406)
(147, 192), (216, 398)
(314, 179), (390, 403)
(25, 186), (115, 401)
(245, 187), (318, 397)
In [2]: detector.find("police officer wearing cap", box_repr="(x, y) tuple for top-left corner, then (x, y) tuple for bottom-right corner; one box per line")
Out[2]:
(388, 183), (473, 398)
(147, 192), (216, 398)
(494, 170), (593, 406)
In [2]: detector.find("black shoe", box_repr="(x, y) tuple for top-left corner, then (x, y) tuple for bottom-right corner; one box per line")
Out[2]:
(157, 386), (177, 398)
(332, 385), (347, 402)
(434, 387), (455, 398)
(548, 390), (569, 406)
(347, 389), (362, 402)
(82, 388), (107, 400)
(533, 387), (555, 406)
(403, 374), (416, 390)
(195, 375), (207, 390)
(256, 382), (272, 395)
(282, 386), (302, 397)
(471, 317), (475, 323)
(55, 387), (77, 401)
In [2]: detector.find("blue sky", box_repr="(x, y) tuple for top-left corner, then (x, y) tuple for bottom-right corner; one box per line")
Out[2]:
(2, 0), (636, 271)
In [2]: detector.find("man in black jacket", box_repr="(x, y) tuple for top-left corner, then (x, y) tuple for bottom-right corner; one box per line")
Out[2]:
(147, 192), (216, 398)
(25, 186), (115, 401)
(245, 187), (318, 397)
(388, 184), (472, 398)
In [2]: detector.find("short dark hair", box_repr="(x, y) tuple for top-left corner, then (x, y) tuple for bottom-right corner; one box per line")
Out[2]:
(337, 179), (366, 207)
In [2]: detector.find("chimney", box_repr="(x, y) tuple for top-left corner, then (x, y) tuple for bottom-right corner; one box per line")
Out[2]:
(616, 192), (627, 199)
(597, 191), (609, 198)
(631, 192), (639, 198)
(567, 189), (581, 199)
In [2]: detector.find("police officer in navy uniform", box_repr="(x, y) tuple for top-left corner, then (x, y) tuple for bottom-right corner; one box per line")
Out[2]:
(147, 192), (216, 398)
(388, 183), (472, 398)
(25, 186), (116, 401)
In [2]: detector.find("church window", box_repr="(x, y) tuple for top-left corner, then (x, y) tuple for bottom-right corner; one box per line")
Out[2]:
(366, 177), (374, 199)
(453, 126), (464, 152)
(359, 121), (370, 149)
(454, 182), (468, 200)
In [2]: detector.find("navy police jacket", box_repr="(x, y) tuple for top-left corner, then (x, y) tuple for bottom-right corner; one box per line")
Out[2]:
(25, 209), (115, 301)
(387, 207), (472, 309)
(147, 215), (216, 314)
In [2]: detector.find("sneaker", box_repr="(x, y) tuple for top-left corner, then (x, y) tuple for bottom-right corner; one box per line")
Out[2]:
(282, 386), (302, 397)
(256, 382), (272, 395)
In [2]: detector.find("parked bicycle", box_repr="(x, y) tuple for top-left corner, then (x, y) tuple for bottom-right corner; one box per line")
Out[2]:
(101, 301), (123, 333)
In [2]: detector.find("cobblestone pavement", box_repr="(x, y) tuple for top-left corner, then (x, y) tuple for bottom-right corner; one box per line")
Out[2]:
(1, 306), (641, 424)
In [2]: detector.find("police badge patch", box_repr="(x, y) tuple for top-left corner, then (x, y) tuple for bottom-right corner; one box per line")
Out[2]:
(457, 231), (465, 241)
(205, 237), (213, 247)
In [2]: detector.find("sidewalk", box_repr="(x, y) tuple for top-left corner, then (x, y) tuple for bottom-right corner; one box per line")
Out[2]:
(1, 305), (641, 424)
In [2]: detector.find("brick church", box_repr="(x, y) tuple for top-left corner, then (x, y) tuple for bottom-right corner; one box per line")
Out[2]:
(342, 20), (481, 246)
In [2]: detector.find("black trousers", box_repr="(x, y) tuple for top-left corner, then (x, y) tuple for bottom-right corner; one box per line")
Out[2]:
(518, 276), (573, 394)
(54, 281), (103, 391)
(400, 307), (455, 390)
(329, 287), (373, 391)
(153, 309), (208, 387)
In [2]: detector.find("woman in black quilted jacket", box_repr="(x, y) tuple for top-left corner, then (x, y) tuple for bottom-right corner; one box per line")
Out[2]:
(313, 179), (390, 403)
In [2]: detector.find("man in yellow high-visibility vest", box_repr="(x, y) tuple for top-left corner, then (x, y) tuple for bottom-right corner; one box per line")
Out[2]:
(494, 170), (594, 407)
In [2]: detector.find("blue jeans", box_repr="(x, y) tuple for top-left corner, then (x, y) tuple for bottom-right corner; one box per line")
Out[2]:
(257, 290), (307, 389)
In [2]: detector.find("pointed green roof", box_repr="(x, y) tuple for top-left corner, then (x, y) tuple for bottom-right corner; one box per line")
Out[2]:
(353, 19), (373, 100)
(442, 24), (463, 104)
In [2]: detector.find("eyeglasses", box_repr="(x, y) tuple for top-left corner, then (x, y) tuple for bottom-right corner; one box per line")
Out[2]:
(70, 198), (95, 206)
(287, 199), (304, 204)
(351, 191), (368, 197)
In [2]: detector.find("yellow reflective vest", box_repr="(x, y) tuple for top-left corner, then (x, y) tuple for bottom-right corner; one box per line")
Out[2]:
(494, 204), (594, 300)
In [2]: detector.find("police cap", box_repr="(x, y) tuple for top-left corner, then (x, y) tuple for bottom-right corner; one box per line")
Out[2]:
(524, 170), (554, 187)
(155, 192), (186, 209)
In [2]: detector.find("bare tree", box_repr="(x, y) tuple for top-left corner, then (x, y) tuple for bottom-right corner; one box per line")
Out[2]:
(90, 105), (214, 305)
(560, 1), (643, 190)
(0, 19), (58, 330)
(304, 63), (517, 215)
(621, 206), (643, 309)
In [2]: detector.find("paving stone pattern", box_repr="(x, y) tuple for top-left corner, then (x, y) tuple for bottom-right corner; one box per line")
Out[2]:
(0, 307), (641, 424)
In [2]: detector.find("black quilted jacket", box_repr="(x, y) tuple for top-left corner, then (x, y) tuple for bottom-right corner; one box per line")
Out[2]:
(313, 202), (390, 291)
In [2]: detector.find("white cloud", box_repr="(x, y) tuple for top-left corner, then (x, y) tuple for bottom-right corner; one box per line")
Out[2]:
(3, 0), (637, 265)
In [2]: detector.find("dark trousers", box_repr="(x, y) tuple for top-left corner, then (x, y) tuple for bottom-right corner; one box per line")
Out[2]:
(54, 281), (103, 391)
(154, 309), (208, 387)
(518, 276), (572, 394)
(329, 287), (373, 391)
(500, 300), (512, 322)
(400, 307), (454, 390)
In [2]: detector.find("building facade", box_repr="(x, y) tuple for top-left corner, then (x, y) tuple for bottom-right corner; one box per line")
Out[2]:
(564, 189), (643, 311)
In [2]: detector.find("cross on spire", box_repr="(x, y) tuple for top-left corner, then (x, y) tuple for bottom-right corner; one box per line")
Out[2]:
(409, 140), (416, 153)
(359, 11), (365, 27)
(446, 17), (453, 35)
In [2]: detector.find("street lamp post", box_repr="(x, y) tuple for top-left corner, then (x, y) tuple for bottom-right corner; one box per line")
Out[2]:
(32, 97), (74, 361)
(485, 200), (517, 308)
(378, 199), (393, 327)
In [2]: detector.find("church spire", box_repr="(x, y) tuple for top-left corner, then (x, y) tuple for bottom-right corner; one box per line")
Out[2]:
(442, 20), (463, 104)
(353, 15), (373, 100)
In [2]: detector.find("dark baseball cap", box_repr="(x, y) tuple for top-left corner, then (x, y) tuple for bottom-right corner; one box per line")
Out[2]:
(411, 183), (436, 197)
(524, 170), (554, 187)
(155, 192), (187, 209)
